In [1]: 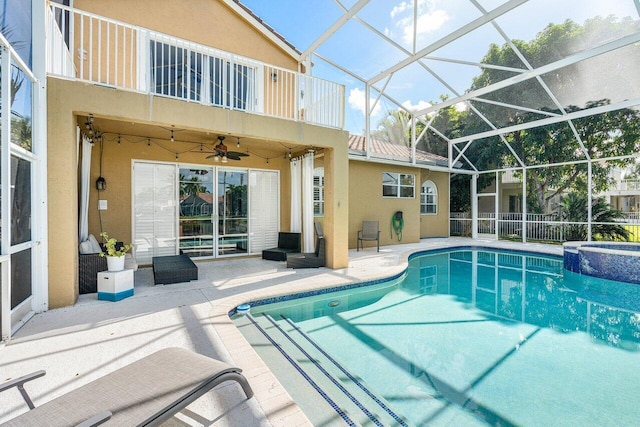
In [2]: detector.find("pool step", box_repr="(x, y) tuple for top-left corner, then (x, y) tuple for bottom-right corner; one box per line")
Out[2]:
(245, 313), (409, 427)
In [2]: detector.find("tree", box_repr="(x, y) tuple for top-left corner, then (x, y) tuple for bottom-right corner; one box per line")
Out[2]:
(416, 95), (462, 158)
(179, 175), (208, 197)
(559, 192), (629, 241)
(453, 16), (640, 213)
(373, 109), (412, 146)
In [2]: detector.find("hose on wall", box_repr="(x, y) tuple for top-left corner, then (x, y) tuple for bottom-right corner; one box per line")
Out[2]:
(391, 213), (404, 242)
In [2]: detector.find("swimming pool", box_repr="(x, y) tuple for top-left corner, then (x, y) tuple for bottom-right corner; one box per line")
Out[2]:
(233, 247), (640, 426)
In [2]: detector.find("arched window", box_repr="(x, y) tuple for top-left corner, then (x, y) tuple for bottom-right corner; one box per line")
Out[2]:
(314, 167), (324, 216)
(421, 180), (437, 214)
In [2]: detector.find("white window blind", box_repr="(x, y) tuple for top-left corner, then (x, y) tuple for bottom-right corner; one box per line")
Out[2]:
(249, 170), (279, 253)
(133, 162), (177, 264)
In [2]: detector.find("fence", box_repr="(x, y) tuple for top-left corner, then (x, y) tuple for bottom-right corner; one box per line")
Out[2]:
(46, 3), (345, 129)
(450, 212), (640, 242)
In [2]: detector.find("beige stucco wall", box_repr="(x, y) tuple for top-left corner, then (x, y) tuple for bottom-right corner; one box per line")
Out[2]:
(47, 82), (81, 309)
(74, 0), (299, 70)
(348, 161), (450, 248)
(419, 170), (450, 238)
(315, 158), (449, 248)
(48, 77), (348, 307)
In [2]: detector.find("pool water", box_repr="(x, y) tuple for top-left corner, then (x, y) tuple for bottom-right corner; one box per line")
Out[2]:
(235, 248), (640, 426)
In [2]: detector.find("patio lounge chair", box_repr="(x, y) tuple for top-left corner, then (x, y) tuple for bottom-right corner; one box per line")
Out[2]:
(357, 221), (380, 252)
(262, 232), (301, 261)
(286, 222), (325, 268)
(0, 347), (254, 426)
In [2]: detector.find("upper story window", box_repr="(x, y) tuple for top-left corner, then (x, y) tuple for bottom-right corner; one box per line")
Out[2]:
(383, 172), (414, 198)
(314, 167), (324, 216)
(421, 180), (437, 214)
(150, 37), (258, 111)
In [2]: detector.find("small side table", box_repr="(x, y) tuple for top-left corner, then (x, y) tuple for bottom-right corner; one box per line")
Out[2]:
(98, 269), (134, 301)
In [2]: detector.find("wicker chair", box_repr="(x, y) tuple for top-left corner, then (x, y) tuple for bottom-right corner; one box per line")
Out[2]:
(78, 242), (129, 294)
(79, 253), (108, 294)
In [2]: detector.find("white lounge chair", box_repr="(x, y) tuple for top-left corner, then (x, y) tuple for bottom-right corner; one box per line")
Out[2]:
(0, 347), (253, 426)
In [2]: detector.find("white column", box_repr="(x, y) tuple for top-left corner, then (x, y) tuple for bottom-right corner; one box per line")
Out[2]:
(0, 45), (11, 341)
(522, 167), (527, 243)
(471, 174), (478, 239)
(587, 161), (593, 241)
(411, 115), (416, 165)
(365, 84), (371, 159)
(33, 0), (49, 313)
(495, 171), (500, 240)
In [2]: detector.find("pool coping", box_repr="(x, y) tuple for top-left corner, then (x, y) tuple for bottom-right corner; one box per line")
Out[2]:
(209, 241), (563, 426)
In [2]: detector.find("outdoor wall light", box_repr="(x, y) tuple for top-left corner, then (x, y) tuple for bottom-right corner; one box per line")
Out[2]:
(96, 176), (107, 191)
(271, 72), (278, 83)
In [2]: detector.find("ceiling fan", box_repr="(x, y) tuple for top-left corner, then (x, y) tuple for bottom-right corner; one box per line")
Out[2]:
(205, 136), (249, 161)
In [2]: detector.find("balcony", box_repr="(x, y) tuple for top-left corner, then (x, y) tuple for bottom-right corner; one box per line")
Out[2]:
(46, 3), (344, 129)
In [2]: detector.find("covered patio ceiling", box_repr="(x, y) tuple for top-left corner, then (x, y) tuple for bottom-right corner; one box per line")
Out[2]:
(240, 0), (640, 173)
(81, 116), (309, 164)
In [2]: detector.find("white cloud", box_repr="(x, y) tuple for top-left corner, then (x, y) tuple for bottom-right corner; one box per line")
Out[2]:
(454, 102), (468, 112)
(390, 1), (409, 19)
(405, 9), (449, 44)
(348, 88), (382, 116)
(390, 0), (450, 45)
(402, 99), (432, 112)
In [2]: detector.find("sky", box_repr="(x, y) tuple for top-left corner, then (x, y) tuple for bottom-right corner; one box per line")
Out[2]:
(239, 0), (639, 135)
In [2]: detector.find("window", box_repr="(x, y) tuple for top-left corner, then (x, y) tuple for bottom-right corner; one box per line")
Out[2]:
(149, 39), (257, 110)
(209, 57), (255, 110)
(509, 195), (521, 213)
(420, 180), (437, 214)
(314, 167), (324, 216)
(383, 172), (414, 198)
(150, 41), (202, 101)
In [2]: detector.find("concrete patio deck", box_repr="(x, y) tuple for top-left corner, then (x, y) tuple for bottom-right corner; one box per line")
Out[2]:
(0, 238), (562, 426)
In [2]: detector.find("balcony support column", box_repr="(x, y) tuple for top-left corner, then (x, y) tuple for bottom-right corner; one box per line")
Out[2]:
(323, 143), (349, 268)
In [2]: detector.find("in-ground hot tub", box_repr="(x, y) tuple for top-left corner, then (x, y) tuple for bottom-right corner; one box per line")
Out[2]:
(563, 241), (640, 284)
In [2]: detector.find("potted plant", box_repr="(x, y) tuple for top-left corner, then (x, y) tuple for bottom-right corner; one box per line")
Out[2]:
(99, 232), (133, 271)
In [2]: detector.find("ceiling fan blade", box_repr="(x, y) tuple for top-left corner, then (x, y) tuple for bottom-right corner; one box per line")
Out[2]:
(227, 154), (242, 161)
(228, 151), (249, 157)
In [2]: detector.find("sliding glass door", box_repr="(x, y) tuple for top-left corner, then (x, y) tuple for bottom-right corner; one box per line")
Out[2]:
(179, 167), (215, 257)
(134, 162), (276, 262)
(217, 170), (248, 256)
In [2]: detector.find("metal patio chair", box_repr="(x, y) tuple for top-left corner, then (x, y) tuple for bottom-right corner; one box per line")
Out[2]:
(357, 221), (380, 252)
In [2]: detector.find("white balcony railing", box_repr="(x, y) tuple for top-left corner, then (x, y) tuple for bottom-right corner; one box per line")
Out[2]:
(616, 179), (640, 191)
(46, 3), (344, 129)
